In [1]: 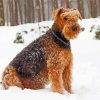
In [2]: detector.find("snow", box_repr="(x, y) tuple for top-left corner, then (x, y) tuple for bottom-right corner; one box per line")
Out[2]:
(0, 18), (100, 100)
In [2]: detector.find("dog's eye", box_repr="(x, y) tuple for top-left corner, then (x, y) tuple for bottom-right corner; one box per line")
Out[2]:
(64, 17), (68, 20)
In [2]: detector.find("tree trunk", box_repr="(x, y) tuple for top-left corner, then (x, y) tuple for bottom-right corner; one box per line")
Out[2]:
(0, 0), (5, 26)
(17, 0), (23, 24)
(53, 0), (58, 9)
(77, 0), (84, 18)
(66, 0), (70, 8)
(90, 0), (97, 18)
(41, 0), (45, 21)
(61, 0), (67, 8)
(35, 0), (41, 22)
(14, 0), (19, 25)
(96, 0), (100, 17)
(24, 0), (27, 23)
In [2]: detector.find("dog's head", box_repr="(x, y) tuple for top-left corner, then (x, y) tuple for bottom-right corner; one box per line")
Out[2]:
(52, 7), (82, 39)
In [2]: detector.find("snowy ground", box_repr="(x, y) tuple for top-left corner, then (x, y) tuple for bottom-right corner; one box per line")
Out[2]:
(0, 18), (100, 100)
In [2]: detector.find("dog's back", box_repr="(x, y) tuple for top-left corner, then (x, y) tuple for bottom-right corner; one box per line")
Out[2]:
(10, 33), (46, 78)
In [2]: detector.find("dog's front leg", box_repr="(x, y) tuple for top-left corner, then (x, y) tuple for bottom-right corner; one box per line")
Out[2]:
(47, 60), (64, 94)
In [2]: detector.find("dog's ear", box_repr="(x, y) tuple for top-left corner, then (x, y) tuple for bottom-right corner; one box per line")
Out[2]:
(79, 13), (82, 20)
(73, 9), (82, 20)
(52, 7), (65, 19)
(75, 9), (82, 20)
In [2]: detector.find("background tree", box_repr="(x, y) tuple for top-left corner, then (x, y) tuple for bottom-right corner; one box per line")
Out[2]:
(35, 0), (41, 22)
(0, 0), (5, 26)
(89, 0), (97, 18)
(1, 0), (100, 26)
(77, 0), (84, 18)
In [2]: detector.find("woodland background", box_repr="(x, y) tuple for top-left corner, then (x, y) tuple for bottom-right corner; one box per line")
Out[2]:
(0, 0), (100, 26)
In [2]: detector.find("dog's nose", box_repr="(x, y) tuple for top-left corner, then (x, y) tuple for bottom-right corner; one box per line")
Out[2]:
(72, 25), (77, 32)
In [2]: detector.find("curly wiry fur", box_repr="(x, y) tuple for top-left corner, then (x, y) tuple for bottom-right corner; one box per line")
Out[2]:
(2, 7), (81, 94)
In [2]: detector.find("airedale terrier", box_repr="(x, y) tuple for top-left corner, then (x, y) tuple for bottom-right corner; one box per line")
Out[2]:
(2, 7), (81, 94)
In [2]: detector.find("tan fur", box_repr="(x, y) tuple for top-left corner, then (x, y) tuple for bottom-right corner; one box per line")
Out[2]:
(2, 65), (24, 89)
(20, 66), (49, 89)
(2, 65), (49, 90)
(47, 50), (72, 94)
(63, 53), (73, 93)
(2, 7), (81, 94)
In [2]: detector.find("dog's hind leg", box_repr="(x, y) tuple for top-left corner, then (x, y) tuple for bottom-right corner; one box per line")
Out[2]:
(2, 65), (24, 89)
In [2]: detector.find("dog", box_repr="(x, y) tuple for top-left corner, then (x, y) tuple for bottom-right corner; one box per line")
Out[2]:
(2, 7), (81, 94)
